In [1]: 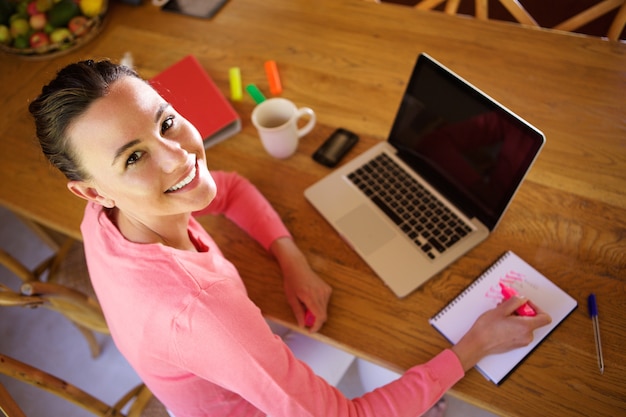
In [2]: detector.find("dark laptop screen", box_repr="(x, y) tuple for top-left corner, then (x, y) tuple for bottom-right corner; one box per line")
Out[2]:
(388, 54), (545, 230)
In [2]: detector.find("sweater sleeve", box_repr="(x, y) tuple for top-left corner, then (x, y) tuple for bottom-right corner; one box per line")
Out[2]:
(193, 171), (291, 250)
(170, 279), (465, 417)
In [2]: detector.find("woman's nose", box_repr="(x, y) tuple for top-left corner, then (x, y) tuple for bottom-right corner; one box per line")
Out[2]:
(157, 139), (187, 173)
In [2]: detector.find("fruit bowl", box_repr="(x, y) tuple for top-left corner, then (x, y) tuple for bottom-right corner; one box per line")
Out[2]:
(0, 0), (108, 60)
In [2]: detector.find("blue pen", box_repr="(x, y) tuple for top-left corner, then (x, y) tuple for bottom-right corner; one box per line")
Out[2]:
(587, 294), (604, 374)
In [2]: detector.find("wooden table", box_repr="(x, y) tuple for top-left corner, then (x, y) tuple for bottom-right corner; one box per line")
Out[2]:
(1, 1), (624, 416)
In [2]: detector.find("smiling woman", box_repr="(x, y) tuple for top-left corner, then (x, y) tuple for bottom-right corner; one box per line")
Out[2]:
(61, 74), (215, 229)
(26, 58), (550, 417)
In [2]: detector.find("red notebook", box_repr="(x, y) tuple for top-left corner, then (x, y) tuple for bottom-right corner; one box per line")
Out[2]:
(150, 55), (241, 148)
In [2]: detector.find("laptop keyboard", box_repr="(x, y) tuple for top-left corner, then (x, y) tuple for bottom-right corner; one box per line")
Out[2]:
(347, 153), (473, 260)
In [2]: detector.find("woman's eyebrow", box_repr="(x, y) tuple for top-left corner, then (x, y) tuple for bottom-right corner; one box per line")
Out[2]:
(155, 102), (170, 123)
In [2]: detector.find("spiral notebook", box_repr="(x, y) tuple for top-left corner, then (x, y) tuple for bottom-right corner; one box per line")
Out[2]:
(429, 251), (577, 385)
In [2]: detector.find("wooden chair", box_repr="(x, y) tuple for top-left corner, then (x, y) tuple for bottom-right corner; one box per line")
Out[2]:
(553, 0), (626, 40)
(412, 0), (626, 41)
(0, 353), (169, 417)
(0, 237), (109, 358)
(414, 0), (539, 26)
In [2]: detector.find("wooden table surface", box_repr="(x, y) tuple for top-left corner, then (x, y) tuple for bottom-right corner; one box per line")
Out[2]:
(1, 1), (624, 416)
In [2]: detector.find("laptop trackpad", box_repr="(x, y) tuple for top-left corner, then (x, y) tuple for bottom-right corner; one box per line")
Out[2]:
(336, 204), (395, 256)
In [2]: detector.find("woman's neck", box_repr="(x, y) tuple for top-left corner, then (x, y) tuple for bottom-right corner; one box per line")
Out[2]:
(112, 208), (196, 251)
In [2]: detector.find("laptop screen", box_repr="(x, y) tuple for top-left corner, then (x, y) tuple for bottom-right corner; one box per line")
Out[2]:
(388, 54), (545, 230)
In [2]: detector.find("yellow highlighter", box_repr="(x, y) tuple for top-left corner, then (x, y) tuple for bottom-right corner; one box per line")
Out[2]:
(229, 67), (243, 101)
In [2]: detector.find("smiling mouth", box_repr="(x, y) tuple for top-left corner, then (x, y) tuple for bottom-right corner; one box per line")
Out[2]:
(166, 155), (197, 193)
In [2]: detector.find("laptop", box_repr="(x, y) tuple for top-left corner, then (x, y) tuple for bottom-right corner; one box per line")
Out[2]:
(304, 53), (545, 298)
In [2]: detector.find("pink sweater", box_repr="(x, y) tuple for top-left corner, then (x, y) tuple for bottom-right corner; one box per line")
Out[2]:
(81, 171), (464, 417)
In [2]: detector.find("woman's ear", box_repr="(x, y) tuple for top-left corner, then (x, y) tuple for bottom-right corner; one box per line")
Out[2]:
(67, 181), (115, 208)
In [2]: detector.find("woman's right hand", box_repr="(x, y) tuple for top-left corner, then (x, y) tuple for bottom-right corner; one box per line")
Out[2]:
(451, 296), (552, 372)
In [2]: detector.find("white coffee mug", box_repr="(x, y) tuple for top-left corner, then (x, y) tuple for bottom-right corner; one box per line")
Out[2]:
(251, 98), (316, 159)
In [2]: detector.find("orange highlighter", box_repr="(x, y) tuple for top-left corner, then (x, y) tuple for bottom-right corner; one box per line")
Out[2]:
(264, 60), (282, 95)
(499, 282), (537, 316)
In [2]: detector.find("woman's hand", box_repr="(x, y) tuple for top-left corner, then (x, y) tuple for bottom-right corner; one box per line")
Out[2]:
(451, 296), (552, 371)
(270, 237), (332, 332)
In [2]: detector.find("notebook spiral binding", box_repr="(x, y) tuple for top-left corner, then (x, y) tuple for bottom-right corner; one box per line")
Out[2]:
(431, 251), (512, 322)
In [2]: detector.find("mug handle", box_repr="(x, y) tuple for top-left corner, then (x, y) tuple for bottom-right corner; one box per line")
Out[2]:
(296, 108), (316, 138)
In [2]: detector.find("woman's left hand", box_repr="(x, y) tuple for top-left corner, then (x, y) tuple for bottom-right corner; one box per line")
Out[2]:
(270, 237), (332, 332)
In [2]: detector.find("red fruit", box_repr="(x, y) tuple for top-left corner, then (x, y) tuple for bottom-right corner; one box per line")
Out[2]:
(27, 1), (39, 16)
(68, 15), (89, 37)
(29, 13), (47, 31)
(29, 31), (50, 48)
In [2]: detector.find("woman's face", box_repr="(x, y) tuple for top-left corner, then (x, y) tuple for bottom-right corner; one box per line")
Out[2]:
(67, 75), (216, 219)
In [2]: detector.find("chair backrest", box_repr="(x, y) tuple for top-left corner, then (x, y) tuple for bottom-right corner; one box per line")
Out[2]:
(20, 281), (109, 334)
(412, 0), (625, 40)
(0, 243), (107, 333)
(0, 239), (109, 357)
(553, 0), (626, 40)
(0, 353), (169, 417)
(0, 284), (42, 308)
(0, 249), (36, 283)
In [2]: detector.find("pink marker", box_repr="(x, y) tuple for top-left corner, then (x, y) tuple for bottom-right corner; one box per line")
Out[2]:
(304, 309), (316, 327)
(499, 282), (537, 316)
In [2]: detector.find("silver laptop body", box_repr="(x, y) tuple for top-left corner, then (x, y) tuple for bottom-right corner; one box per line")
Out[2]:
(305, 53), (545, 298)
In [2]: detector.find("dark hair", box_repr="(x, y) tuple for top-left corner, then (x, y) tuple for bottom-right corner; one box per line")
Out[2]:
(29, 59), (140, 181)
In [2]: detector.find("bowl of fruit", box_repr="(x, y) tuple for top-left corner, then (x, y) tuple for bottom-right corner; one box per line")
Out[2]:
(0, 0), (107, 59)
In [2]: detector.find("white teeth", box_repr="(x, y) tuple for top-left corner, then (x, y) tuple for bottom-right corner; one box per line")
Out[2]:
(167, 156), (197, 192)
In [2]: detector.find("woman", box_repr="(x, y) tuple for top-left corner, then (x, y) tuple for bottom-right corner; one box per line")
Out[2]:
(29, 60), (551, 417)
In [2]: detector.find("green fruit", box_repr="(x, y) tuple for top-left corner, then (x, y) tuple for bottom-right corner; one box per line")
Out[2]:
(13, 34), (29, 49)
(15, 1), (28, 17)
(36, 0), (53, 13)
(47, 0), (79, 28)
(0, 24), (11, 45)
(49, 26), (71, 44)
(10, 17), (29, 37)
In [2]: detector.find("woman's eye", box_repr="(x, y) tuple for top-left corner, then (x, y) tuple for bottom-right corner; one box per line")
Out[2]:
(126, 151), (144, 166)
(161, 116), (174, 135)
